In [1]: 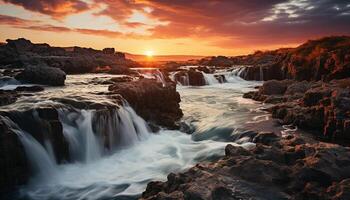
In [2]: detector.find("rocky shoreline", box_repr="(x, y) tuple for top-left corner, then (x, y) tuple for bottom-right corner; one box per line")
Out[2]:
(243, 78), (350, 144)
(140, 37), (350, 200)
(0, 76), (183, 193)
(141, 132), (350, 200)
(0, 36), (350, 199)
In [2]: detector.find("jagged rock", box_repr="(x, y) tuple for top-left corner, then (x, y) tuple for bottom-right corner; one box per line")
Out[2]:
(142, 135), (350, 200)
(259, 80), (293, 95)
(285, 81), (311, 95)
(303, 86), (332, 106)
(245, 78), (350, 143)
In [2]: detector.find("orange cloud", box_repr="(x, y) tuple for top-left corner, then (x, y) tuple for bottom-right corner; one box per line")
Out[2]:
(2, 0), (91, 18)
(1, 0), (350, 54)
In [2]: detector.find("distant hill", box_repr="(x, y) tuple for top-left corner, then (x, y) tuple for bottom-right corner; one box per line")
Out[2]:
(124, 53), (206, 62)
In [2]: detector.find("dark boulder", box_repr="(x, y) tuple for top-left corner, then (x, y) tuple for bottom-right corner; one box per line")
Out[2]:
(174, 69), (206, 86)
(0, 90), (18, 106)
(16, 65), (66, 86)
(259, 80), (293, 95)
(108, 79), (183, 128)
(15, 86), (44, 92)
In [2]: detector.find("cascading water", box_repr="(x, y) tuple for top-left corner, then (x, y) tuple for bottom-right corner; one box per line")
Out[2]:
(231, 66), (247, 79)
(1, 116), (57, 176)
(16, 103), (236, 200)
(154, 69), (167, 86)
(170, 71), (189, 86)
(58, 109), (103, 162)
(201, 72), (219, 85)
(260, 66), (264, 81)
(4, 72), (265, 200)
(134, 68), (167, 86)
(57, 104), (150, 163)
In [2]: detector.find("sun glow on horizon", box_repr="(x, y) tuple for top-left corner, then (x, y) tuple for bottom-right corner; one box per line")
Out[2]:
(145, 50), (154, 57)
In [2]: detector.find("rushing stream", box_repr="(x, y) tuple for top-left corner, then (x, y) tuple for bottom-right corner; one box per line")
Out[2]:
(2, 70), (266, 200)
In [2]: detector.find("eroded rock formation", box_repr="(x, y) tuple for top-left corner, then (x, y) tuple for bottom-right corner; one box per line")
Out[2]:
(142, 133), (350, 200)
(244, 78), (350, 143)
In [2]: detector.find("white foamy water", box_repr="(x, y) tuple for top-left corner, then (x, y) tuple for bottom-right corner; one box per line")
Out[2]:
(7, 71), (265, 200)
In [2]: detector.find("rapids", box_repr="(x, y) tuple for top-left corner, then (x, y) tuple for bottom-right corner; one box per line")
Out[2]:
(5, 70), (266, 200)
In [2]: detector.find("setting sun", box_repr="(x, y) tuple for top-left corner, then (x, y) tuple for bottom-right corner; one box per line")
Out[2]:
(145, 50), (154, 57)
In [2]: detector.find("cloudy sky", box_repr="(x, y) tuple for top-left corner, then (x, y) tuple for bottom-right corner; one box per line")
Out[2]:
(0, 0), (350, 55)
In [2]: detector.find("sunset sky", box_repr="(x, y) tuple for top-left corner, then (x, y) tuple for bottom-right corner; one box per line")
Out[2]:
(0, 0), (350, 56)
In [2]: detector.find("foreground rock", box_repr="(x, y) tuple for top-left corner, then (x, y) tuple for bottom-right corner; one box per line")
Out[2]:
(109, 79), (183, 128)
(142, 133), (350, 200)
(244, 78), (350, 143)
(0, 106), (69, 192)
(15, 65), (66, 86)
(0, 90), (18, 106)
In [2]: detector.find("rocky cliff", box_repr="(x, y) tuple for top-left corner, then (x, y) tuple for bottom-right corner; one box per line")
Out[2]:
(203, 36), (350, 82)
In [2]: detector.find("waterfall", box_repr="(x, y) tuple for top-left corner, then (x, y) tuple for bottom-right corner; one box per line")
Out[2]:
(201, 72), (219, 85)
(171, 71), (189, 86)
(1, 116), (57, 176)
(58, 105), (150, 163)
(224, 72), (245, 83)
(182, 73), (190, 86)
(155, 69), (167, 86)
(58, 109), (102, 162)
(259, 66), (264, 81)
(6, 104), (151, 180)
(231, 66), (247, 79)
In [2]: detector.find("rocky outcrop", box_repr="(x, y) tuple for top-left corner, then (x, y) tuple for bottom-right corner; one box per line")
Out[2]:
(198, 56), (235, 67)
(142, 133), (350, 200)
(15, 65), (66, 86)
(283, 36), (350, 81)
(210, 36), (350, 82)
(0, 107), (70, 191)
(108, 79), (183, 128)
(0, 38), (139, 74)
(173, 69), (206, 86)
(244, 78), (350, 143)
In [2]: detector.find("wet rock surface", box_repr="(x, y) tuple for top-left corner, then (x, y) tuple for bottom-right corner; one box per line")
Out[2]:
(244, 78), (350, 144)
(108, 79), (183, 128)
(15, 65), (66, 86)
(141, 133), (350, 200)
(173, 69), (206, 86)
(0, 106), (69, 192)
(0, 90), (18, 106)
